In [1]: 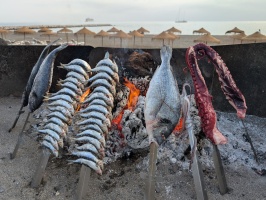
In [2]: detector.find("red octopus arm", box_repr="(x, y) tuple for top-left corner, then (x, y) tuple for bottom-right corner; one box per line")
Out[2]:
(185, 45), (227, 145)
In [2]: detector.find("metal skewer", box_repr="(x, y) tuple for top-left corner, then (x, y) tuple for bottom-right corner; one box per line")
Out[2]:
(8, 104), (25, 132)
(10, 111), (31, 159)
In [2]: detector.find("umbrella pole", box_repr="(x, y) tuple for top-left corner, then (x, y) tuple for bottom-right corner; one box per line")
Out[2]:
(120, 38), (122, 48)
(84, 34), (86, 45)
(1, 33), (2, 39)
(24, 33), (26, 41)
(134, 36), (136, 47)
(102, 37), (103, 47)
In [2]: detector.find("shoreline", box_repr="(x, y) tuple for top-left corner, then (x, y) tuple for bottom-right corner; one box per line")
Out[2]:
(2, 24), (113, 30)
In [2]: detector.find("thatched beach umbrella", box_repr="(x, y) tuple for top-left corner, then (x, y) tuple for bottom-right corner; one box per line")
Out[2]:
(225, 27), (244, 34)
(193, 27), (210, 35)
(107, 27), (119, 33)
(57, 27), (73, 42)
(230, 32), (246, 44)
(166, 27), (182, 34)
(241, 31), (266, 43)
(128, 30), (144, 46)
(94, 30), (109, 47)
(137, 27), (150, 34)
(194, 33), (220, 44)
(40, 31), (58, 41)
(152, 31), (176, 46)
(110, 30), (132, 47)
(75, 27), (95, 45)
(0, 27), (10, 39)
(14, 26), (36, 40)
(38, 27), (52, 33)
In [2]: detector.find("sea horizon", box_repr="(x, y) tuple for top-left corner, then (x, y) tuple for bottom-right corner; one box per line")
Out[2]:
(1, 20), (266, 35)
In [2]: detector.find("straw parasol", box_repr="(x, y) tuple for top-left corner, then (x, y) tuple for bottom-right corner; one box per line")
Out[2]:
(0, 27), (10, 39)
(193, 27), (210, 34)
(14, 26), (36, 40)
(241, 31), (266, 43)
(109, 30), (132, 47)
(40, 31), (58, 41)
(137, 27), (150, 34)
(107, 27), (120, 33)
(152, 31), (176, 46)
(38, 27), (52, 33)
(128, 30), (144, 46)
(57, 27), (73, 42)
(230, 32), (246, 44)
(193, 33), (220, 44)
(166, 27), (182, 34)
(75, 27), (95, 45)
(225, 27), (244, 34)
(94, 30), (109, 47)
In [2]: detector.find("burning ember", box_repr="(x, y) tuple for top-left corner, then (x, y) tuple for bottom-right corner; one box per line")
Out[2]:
(112, 78), (141, 134)
(76, 88), (91, 111)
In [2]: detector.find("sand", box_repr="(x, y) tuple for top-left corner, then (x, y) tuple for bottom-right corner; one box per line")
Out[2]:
(0, 96), (266, 200)
(2, 31), (250, 49)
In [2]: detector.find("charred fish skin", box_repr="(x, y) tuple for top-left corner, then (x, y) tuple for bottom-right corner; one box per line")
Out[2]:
(57, 81), (84, 94)
(85, 72), (116, 86)
(66, 71), (87, 83)
(69, 158), (102, 175)
(41, 140), (59, 157)
(28, 43), (68, 112)
(21, 38), (61, 107)
(78, 124), (104, 135)
(44, 94), (77, 104)
(88, 79), (116, 96)
(91, 86), (114, 99)
(82, 92), (114, 107)
(70, 151), (104, 169)
(58, 64), (89, 79)
(63, 59), (91, 72)
(75, 136), (103, 150)
(75, 143), (105, 158)
(50, 88), (81, 102)
(46, 111), (72, 125)
(89, 66), (119, 83)
(144, 45), (181, 145)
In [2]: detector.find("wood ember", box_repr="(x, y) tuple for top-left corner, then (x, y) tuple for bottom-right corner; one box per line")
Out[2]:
(129, 76), (150, 96)
(113, 85), (129, 118)
(121, 96), (148, 149)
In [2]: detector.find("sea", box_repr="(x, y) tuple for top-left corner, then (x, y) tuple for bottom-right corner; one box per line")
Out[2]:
(1, 21), (266, 35)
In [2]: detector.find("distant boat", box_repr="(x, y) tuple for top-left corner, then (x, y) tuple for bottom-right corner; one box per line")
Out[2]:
(175, 8), (187, 23)
(175, 20), (187, 23)
(85, 18), (94, 22)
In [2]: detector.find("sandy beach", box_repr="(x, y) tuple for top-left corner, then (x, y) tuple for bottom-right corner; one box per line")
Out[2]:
(0, 96), (265, 200)
(1, 30), (249, 49)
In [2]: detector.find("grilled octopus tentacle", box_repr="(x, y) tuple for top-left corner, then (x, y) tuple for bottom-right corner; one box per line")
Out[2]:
(192, 43), (247, 119)
(185, 43), (247, 144)
(186, 46), (227, 145)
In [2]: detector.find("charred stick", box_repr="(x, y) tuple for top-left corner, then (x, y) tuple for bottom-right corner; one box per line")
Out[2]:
(8, 104), (25, 132)
(240, 119), (259, 163)
(10, 111), (31, 159)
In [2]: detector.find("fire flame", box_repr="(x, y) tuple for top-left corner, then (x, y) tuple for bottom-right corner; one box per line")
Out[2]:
(172, 117), (184, 135)
(76, 88), (91, 111)
(123, 78), (140, 111)
(112, 78), (141, 135)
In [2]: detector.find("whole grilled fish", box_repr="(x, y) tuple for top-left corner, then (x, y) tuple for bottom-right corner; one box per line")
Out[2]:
(144, 45), (181, 145)
(21, 38), (61, 107)
(28, 43), (68, 112)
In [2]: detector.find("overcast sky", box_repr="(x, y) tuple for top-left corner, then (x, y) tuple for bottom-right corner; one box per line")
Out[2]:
(0, 0), (265, 24)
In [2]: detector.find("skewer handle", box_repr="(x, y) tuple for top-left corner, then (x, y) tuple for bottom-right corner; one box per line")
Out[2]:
(145, 142), (157, 200)
(77, 165), (92, 200)
(31, 148), (51, 188)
